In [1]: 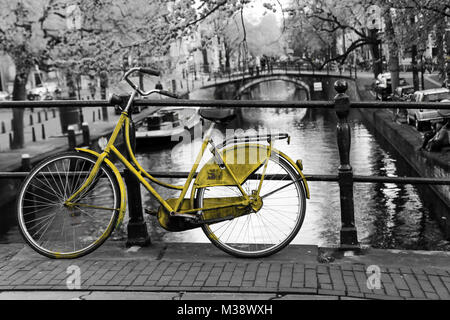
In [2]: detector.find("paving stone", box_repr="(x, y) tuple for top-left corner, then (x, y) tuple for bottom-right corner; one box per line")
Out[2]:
(254, 266), (269, 287)
(156, 275), (173, 286)
(425, 292), (440, 300)
(382, 281), (400, 297)
(390, 273), (409, 291)
(343, 275), (358, 287)
(428, 275), (450, 299)
(417, 277), (436, 294)
(319, 284), (333, 290)
(204, 276), (221, 287)
(353, 271), (372, 293)
(398, 290), (412, 298)
(305, 269), (317, 288)
(318, 273), (332, 284)
(131, 275), (149, 286)
(402, 274), (426, 299)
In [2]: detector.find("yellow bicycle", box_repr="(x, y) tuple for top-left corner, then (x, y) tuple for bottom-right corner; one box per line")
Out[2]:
(17, 67), (310, 259)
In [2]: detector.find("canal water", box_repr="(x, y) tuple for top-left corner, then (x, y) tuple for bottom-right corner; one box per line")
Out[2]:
(1, 80), (448, 251)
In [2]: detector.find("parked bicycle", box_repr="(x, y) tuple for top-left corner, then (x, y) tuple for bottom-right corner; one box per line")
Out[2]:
(16, 67), (310, 259)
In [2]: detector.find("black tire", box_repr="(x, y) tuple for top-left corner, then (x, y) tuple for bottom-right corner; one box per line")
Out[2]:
(407, 116), (413, 126)
(16, 151), (121, 259)
(196, 152), (307, 258)
(415, 117), (425, 131)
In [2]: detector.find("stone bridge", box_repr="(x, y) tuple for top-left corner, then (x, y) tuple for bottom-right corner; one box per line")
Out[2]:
(189, 71), (358, 101)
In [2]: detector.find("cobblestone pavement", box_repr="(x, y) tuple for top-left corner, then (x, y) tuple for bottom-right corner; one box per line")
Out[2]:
(1, 243), (449, 300)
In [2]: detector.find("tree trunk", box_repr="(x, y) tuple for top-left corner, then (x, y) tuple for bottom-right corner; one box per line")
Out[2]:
(411, 44), (420, 91)
(369, 29), (382, 78)
(99, 70), (109, 121)
(435, 21), (445, 80)
(11, 72), (28, 149)
(438, 18), (450, 84)
(383, 7), (399, 92)
(201, 48), (209, 73)
(59, 69), (80, 134)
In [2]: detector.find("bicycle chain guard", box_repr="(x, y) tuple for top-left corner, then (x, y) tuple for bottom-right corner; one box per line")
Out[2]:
(157, 198), (251, 232)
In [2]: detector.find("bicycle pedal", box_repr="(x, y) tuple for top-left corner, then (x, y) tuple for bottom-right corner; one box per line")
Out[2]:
(145, 208), (158, 216)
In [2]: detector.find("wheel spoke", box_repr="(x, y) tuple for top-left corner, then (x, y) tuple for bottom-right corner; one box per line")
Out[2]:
(18, 153), (120, 258)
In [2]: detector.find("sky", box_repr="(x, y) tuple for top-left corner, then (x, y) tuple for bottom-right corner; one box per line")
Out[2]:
(243, 0), (291, 26)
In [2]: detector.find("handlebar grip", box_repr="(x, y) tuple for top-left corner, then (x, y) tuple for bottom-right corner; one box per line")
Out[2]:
(109, 93), (122, 105)
(159, 90), (180, 99)
(139, 68), (160, 77)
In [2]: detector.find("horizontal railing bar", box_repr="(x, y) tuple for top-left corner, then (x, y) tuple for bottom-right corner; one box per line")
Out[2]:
(352, 101), (450, 109)
(1, 171), (449, 185)
(352, 175), (450, 185)
(1, 99), (449, 110)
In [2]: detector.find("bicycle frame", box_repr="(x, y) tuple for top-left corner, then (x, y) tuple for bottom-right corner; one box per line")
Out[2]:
(65, 97), (269, 219)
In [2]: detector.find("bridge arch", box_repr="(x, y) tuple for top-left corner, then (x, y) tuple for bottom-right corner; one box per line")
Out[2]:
(236, 75), (311, 100)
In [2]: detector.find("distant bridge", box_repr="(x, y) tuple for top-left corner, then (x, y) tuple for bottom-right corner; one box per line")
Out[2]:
(192, 69), (357, 101)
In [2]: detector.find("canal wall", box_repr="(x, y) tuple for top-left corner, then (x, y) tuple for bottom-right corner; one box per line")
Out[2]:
(354, 84), (450, 238)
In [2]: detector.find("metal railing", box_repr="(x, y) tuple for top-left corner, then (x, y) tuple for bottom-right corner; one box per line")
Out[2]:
(0, 80), (449, 250)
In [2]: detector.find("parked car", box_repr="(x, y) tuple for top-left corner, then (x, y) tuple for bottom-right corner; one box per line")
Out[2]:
(27, 82), (60, 101)
(392, 85), (415, 101)
(374, 73), (409, 101)
(0, 91), (11, 101)
(407, 87), (450, 131)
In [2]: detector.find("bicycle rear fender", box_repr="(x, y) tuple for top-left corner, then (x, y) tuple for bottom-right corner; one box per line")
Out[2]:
(75, 148), (127, 229)
(193, 144), (310, 199)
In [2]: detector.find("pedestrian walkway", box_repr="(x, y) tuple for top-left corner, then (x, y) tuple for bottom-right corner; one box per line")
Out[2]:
(1, 242), (449, 300)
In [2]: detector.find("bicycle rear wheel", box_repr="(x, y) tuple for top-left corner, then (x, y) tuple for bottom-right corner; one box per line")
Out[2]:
(196, 152), (306, 258)
(17, 151), (121, 258)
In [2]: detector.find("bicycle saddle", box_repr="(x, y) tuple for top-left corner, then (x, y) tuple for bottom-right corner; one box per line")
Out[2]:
(199, 108), (236, 123)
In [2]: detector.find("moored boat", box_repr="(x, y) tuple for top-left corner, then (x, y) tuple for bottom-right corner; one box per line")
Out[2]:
(135, 107), (201, 147)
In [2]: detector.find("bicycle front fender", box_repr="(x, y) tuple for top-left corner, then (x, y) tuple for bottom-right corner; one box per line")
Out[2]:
(75, 148), (127, 229)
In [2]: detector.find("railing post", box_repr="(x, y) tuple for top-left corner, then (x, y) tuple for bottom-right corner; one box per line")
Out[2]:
(21, 154), (31, 171)
(81, 122), (90, 146)
(67, 125), (76, 149)
(333, 80), (359, 250)
(41, 123), (46, 140)
(124, 118), (151, 247)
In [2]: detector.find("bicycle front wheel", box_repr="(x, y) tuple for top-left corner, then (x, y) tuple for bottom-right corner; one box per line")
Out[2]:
(196, 152), (306, 258)
(17, 151), (121, 258)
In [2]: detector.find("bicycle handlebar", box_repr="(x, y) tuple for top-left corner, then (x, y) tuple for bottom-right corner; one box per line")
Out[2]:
(158, 90), (180, 99)
(121, 67), (179, 99)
